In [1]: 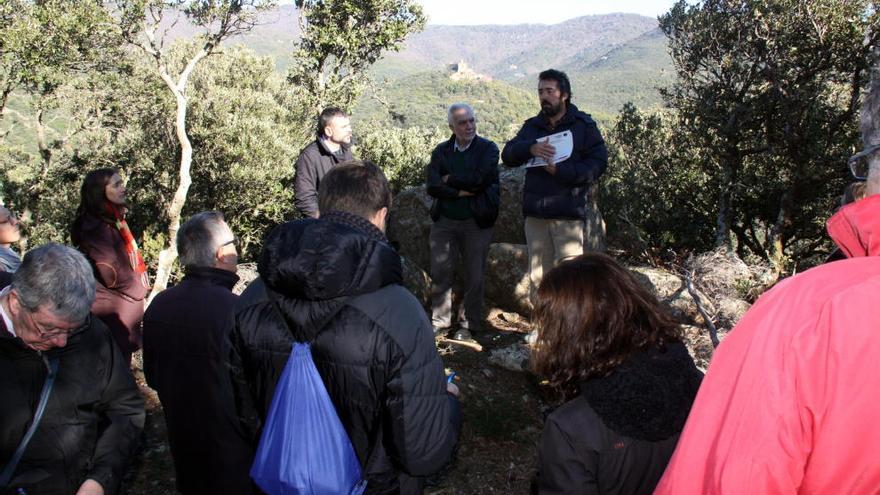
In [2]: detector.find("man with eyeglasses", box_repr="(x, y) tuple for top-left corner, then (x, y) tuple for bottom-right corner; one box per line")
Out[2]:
(142, 211), (256, 495)
(0, 243), (144, 495)
(0, 206), (21, 273)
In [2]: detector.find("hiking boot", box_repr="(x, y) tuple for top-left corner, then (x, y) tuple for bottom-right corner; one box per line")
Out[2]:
(451, 329), (476, 343)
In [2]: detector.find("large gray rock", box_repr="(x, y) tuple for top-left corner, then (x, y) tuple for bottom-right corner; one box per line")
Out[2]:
(387, 167), (528, 273)
(485, 243), (531, 315)
(401, 255), (431, 308)
(629, 266), (708, 324)
(387, 186), (433, 272)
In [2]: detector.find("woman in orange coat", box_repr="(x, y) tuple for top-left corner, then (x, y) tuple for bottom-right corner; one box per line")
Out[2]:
(71, 168), (149, 363)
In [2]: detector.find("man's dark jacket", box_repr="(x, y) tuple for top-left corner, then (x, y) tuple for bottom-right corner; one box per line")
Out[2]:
(531, 343), (702, 494)
(142, 266), (257, 495)
(293, 139), (354, 218)
(502, 103), (608, 220)
(426, 134), (501, 228)
(230, 211), (461, 494)
(0, 282), (144, 495)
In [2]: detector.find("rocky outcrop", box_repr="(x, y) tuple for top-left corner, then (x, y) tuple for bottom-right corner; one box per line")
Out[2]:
(485, 243), (531, 315)
(388, 167), (528, 273)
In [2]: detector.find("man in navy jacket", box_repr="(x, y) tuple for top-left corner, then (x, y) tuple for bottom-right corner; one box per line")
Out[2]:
(426, 103), (500, 343)
(502, 69), (608, 305)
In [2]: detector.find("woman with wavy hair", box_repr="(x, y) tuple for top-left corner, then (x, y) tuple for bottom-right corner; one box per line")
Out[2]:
(71, 168), (149, 363)
(530, 253), (702, 495)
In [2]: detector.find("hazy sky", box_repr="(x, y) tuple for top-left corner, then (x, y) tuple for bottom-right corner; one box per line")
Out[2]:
(418, 0), (677, 25)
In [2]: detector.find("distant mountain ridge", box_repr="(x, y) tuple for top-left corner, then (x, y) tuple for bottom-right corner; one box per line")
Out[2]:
(164, 6), (673, 118)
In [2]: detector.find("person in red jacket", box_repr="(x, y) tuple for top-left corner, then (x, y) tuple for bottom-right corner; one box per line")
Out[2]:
(656, 179), (880, 493)
(71, 169), (149, 363)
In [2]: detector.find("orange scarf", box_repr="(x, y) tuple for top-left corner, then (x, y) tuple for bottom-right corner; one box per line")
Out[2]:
(104, 202), (149, 289)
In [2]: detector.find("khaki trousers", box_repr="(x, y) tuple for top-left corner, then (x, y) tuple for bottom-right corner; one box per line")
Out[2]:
(524, 217), (584, 305)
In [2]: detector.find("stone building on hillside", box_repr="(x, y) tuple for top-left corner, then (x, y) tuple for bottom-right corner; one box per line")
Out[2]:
(448, 60), (492, 82)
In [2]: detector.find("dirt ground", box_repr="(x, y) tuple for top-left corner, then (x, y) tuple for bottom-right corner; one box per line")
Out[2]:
(123, 311), (552, 495)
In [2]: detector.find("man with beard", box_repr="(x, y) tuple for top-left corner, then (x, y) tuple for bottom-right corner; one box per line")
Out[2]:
(502, 69), (608, 309)
(293, 107), (355, 218)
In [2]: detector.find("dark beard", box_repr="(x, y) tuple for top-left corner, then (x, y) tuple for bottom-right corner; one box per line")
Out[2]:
(541, 100), (564, 118)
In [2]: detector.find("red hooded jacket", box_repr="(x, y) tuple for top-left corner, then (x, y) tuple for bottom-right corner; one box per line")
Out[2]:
(655, 195), (880, 494)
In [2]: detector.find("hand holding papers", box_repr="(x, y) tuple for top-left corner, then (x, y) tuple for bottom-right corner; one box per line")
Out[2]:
(527, 130), (573, 167)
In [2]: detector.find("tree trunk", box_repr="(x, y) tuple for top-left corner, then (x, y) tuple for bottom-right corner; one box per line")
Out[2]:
(863, 44), (880, 192)
(147, 88), (192, 306)
(146, 48), (208, 305)
(714, 161), (735, 252)
(767, 190), (791, 274)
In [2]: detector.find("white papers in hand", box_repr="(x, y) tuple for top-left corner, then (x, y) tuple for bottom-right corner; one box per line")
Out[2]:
(527, 130), (573, 167)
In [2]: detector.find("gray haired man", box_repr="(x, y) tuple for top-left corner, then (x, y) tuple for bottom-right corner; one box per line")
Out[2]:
(426, 103), (501, 342)
(0, 243), (144, 495)
(142, 211), (257, 495)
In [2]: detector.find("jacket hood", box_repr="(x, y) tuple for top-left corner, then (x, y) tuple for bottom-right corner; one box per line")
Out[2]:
(580, 342), (702, 442)
(257, 211), (402, 337)
(827, 194), (880, 258)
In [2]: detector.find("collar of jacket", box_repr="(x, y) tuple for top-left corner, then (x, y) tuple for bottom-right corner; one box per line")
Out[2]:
(579, 341), (702, 442)
(531, 103), (590, 131)
(827, 194), (880, 257)
(322, 210), (388, 243)
(182, 265), (240, 290)
(443, 134), (483, 153)
(317, 137), (350, 159)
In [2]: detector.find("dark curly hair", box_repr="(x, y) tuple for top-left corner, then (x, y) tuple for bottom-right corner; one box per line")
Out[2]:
(530, 253), (681, 397)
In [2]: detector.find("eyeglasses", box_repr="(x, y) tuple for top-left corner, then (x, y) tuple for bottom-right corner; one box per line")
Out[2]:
(220, 236), (240, 249)
(25, 310), (91, 341)
(848, 144), (880, 181)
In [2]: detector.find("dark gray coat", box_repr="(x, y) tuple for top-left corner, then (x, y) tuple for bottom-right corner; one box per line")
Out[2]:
(293, 139), (354, 218)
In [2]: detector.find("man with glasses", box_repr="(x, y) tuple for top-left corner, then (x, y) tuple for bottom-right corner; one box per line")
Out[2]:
(142, 211), (256, 495)
(426, 103), (500, 344)
(0, 206), (21, 272)
(0, 243), (144, 495)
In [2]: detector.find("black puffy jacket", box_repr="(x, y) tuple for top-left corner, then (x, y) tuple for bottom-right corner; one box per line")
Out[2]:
(532, 342), (702, 495)
(502, 104), (608, 220)
(0, 284), (144, 495)
(230, 211), (460, 494)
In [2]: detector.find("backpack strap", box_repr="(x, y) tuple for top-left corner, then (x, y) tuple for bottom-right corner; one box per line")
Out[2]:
(0, 355), (60, 488)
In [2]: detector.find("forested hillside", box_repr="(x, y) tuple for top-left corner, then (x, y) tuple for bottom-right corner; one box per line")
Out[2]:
(2, 0), (877, 279)
(353, 72), (535, 144)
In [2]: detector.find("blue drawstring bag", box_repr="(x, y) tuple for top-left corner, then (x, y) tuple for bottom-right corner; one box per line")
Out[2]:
(250, 342), (367, 495)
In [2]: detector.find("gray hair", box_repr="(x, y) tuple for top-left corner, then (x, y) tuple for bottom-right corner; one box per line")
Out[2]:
(177, 211), (229, 269)
(447, 103), (475, 127)
(12, 243), (96, 322)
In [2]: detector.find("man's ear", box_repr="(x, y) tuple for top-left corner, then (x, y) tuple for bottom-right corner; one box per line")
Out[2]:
(371, 207), (389, 232)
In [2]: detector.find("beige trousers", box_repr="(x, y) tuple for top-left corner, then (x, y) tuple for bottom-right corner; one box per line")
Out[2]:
(524, 217), (584, 306)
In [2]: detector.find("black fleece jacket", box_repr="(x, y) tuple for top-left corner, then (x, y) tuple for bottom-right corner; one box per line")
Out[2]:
(230, 211), (460, 494)
(532, 342), (702, 495)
